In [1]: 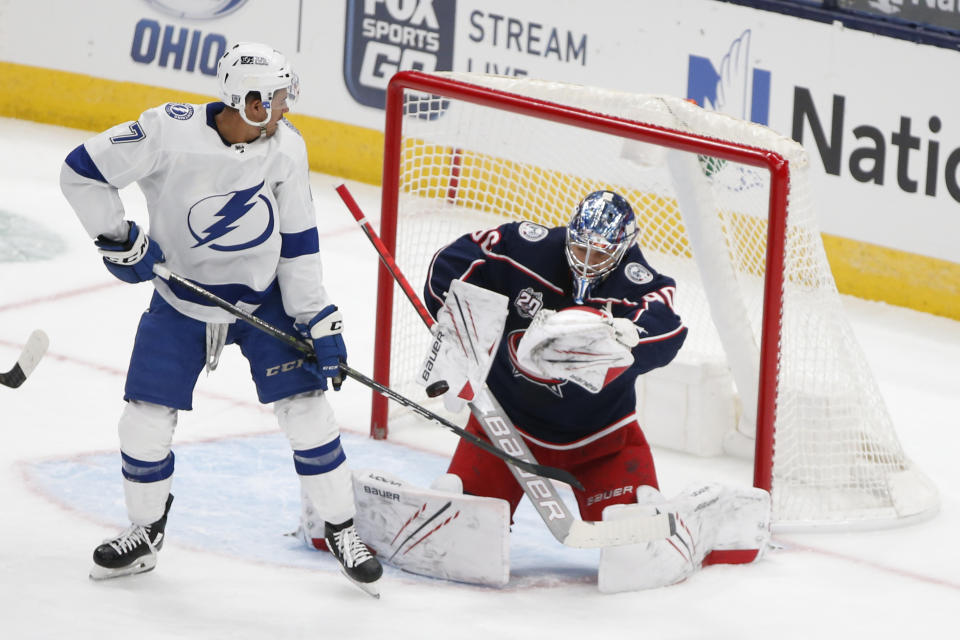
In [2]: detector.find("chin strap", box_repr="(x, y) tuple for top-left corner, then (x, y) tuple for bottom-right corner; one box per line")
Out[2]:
(239, 104), (272, 136)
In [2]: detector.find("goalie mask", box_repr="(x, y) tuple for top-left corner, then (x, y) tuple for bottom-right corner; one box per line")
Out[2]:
(217, 42), (300, 129)
(565, 191), (639, 303)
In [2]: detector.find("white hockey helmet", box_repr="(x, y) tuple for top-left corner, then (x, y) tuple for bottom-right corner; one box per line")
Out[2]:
(216, 42), (299, 128)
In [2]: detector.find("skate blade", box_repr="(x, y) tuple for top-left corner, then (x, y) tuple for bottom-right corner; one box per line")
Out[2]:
(340, 568), (381, 599)
(89, 555), (158, 581)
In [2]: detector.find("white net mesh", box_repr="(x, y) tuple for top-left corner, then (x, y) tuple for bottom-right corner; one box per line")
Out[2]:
(377, 73), (938, 529)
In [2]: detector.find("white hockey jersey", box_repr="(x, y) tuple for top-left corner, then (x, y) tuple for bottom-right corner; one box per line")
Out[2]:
(60, 101), (331, 324)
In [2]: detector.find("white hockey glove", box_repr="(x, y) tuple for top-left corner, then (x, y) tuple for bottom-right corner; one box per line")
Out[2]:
(516, 307), (638, 394)
(417, 279), (509, 413)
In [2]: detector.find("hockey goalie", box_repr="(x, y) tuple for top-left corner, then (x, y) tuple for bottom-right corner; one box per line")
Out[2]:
(300, 190), (771, 590)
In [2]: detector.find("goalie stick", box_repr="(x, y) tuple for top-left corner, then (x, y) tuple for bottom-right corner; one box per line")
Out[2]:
(0, 329), (49, 389)
(335, 184), (675, 547)
(149, 264), (578, 487)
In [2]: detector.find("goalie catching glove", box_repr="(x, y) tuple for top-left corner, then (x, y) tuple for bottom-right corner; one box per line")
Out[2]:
(417, 279), (509, 413)
(517, 306), (640, 394)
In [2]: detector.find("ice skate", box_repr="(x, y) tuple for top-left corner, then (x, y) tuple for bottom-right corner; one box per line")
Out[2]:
(89, 494), (173, 581)
(324, 518), (382, 598)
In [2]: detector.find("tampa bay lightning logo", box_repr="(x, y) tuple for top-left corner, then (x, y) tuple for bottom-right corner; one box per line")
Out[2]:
(187, 182), (274, 251)
(164, 103), (194, 120)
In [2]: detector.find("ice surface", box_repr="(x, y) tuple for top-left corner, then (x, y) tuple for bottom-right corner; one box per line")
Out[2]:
(1, 117), (958, 639)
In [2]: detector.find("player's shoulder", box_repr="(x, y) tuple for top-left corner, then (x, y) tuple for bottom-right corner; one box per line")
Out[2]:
(273, 118), (308, 161)
(142, 101), (205, 121)
(137, 101), (208, 132)
(279, 117), (304, 140)
(496, 220), (563, 250)
(614, 246), (676, 291)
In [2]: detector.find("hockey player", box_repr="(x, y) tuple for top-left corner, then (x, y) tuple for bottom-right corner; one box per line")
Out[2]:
(424, 191), (687, 519)
(59, 42), (381, 595)
(422, 191), (770, 590)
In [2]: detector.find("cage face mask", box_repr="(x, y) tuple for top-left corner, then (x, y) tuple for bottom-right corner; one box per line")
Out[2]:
(565, 190), (638, 303)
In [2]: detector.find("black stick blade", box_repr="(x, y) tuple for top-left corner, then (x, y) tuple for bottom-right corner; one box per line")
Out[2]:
(0, 364), (26, 389)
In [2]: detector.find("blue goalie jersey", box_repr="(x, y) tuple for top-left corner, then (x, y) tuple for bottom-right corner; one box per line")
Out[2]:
(424, 221), (688, 445)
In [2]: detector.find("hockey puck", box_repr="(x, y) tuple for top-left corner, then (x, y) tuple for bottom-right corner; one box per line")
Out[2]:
(425, 380), (449, 397)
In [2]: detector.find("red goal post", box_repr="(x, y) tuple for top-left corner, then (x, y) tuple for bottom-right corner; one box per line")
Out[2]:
(370, 70), (938, 530)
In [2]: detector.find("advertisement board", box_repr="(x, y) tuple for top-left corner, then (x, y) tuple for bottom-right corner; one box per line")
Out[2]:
(1, 0), (957, 314)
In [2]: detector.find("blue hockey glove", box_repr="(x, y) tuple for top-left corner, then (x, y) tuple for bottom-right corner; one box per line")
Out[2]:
(94, 221), (164, 284)
(296, 305), (346, 391)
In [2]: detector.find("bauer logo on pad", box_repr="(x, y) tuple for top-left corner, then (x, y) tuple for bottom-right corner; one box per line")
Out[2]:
(342, 0), (456, 109)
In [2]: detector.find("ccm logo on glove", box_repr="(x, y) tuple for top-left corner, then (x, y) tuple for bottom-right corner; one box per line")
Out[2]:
(295, 305), (347, 391)
(94, 220), (165, 284)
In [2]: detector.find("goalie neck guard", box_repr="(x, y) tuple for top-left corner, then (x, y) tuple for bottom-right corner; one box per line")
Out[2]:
(565, 191), (639, 303)
(216, 42), (300, 129)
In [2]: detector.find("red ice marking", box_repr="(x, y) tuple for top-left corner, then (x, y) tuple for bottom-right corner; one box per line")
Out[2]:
(775, 537), (960, 591)
(0, 281), (120, 314)
(0, 341), (273, 414)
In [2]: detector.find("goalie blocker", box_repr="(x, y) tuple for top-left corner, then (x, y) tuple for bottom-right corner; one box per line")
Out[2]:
(417, 278), (509, 411)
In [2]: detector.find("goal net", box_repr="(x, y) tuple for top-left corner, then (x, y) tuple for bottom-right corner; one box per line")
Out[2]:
(370, 71), (938, 530)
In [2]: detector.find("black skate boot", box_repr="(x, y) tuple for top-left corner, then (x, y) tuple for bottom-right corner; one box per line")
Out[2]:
(89, 494), (174, 580)
(324, 518), (383, 598)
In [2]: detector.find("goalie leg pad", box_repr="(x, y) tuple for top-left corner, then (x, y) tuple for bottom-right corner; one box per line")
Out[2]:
(598, 488), (697, 593)
(350, 469), (510, 587)
(662, 483), (771, 566)
(597, 484), (771, 592)
(692, 484), (772, 566)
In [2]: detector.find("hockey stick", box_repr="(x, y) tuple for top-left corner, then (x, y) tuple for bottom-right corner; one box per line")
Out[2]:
(150, 264), (578, 487)
(0, 329), (49, 389)
(335, 184), (676, 546)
